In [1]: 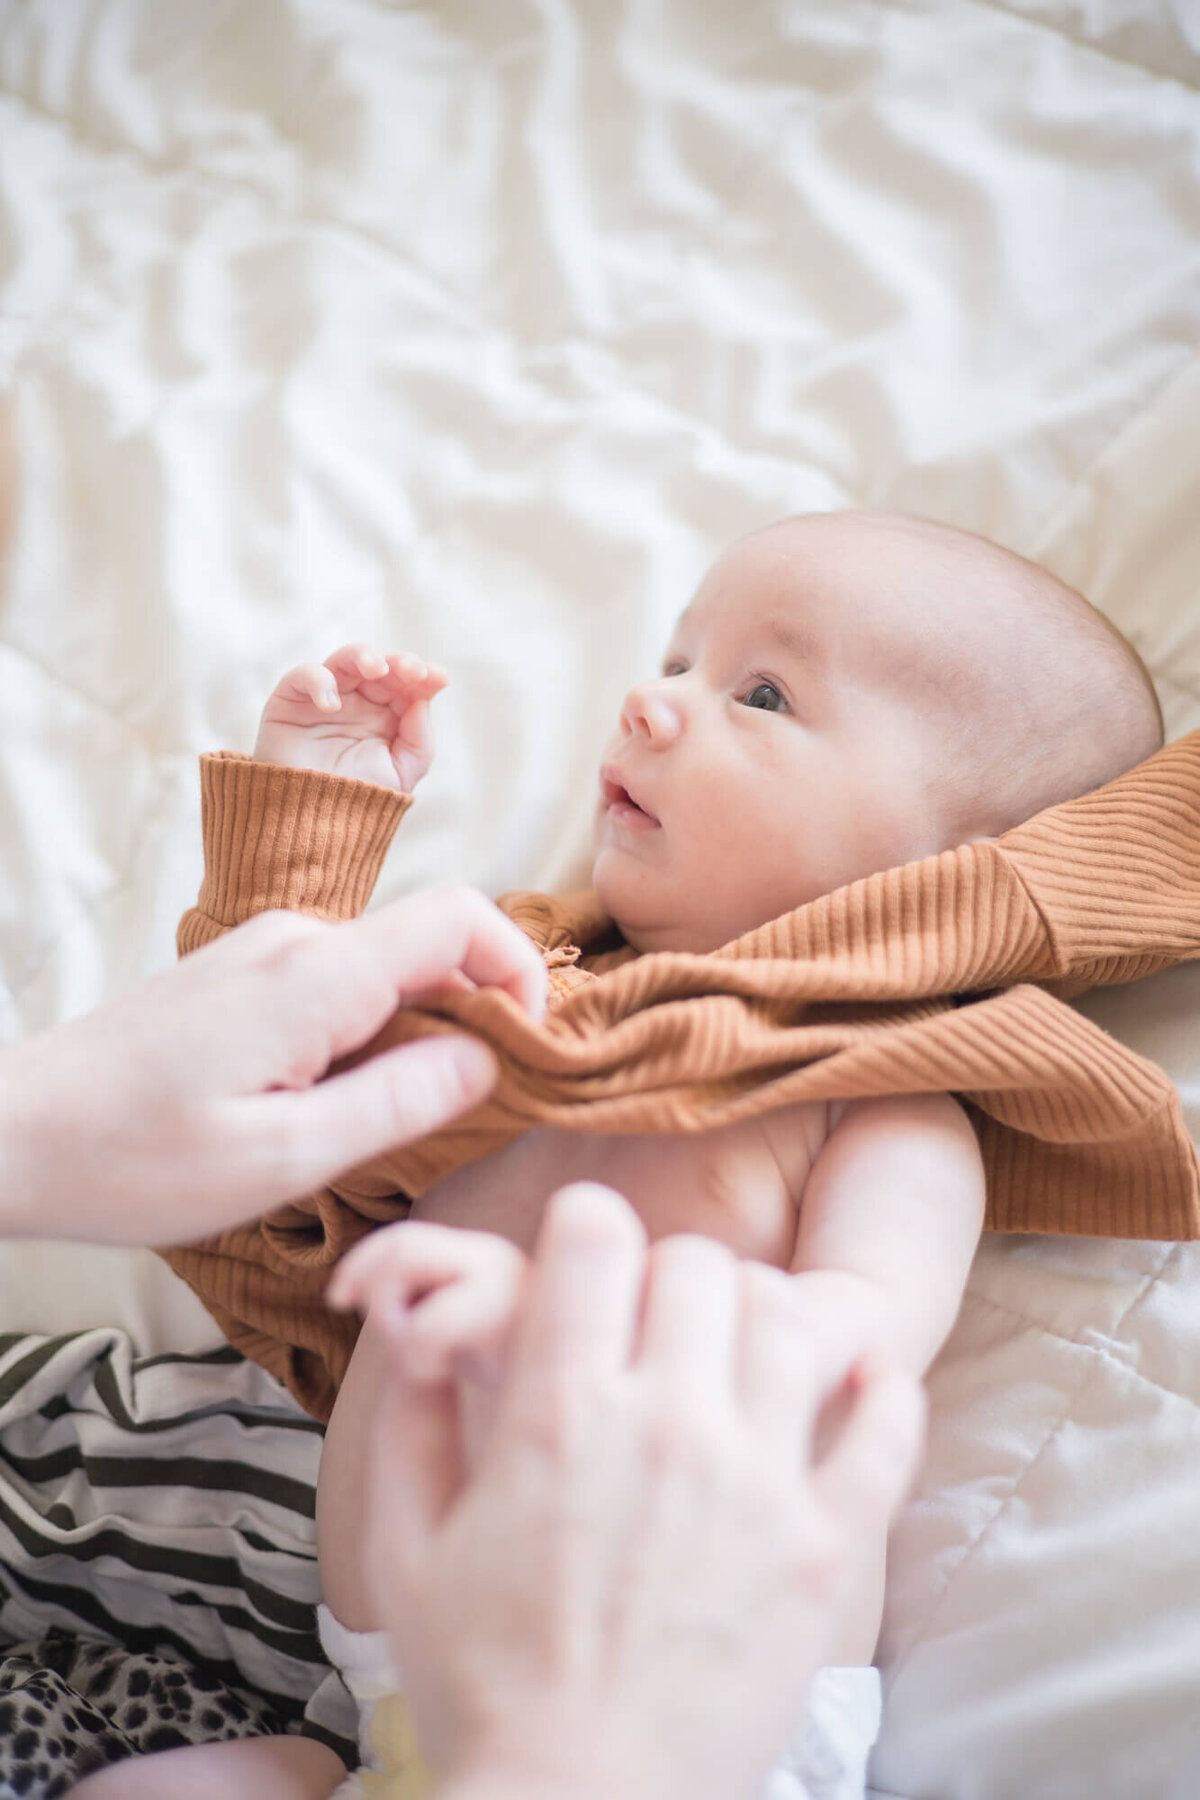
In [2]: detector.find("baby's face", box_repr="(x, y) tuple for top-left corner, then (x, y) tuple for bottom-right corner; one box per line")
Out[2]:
(592, 518), (962, 953)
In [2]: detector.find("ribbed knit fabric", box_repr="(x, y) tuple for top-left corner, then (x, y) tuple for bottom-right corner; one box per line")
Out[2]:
(162, 736), (1200, 1421)
(177, 752), (411, 946)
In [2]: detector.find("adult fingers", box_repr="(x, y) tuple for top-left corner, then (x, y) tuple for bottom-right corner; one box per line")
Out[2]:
(736, 1264), (873, 1451)
(637, 1233), (741, 1409)
(335, 887), (549, 1032)
(237, 1034), (499, 1213)
(504, 1184), (647, 1389)
(197, 892), (545, 1090)
(395, 1273), (520, 1385)
(329, 1223), (525, 1384)
(812, 1364), (926, 1538)
(328, 1218), (519, 1313)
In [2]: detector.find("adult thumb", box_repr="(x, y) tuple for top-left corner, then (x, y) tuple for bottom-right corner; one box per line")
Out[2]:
(264, 1033), (499, 1200)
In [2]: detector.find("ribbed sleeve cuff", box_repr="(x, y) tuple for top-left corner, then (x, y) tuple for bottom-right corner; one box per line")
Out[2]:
(189, 752), (412, 931)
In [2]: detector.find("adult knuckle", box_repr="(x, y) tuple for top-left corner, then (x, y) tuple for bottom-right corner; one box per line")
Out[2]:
(241, 909), (321, 964)
(519, 1369), (587, 1459)
(261, 1124), (316, 1202)
(729, 1459), (794, 1534)
(435, 882), (486, 918)
(857, 1431), (918, 1517)
(520, 1368), (615, 1466)
(787, 1512), (850, 1599)
(643, 1397), (722, 1480)
(656, 1233), (737, 1279)
(429, 885), (474, 914)
(385, 1038), (478, 1129)
(741, 1261), (792, 1306)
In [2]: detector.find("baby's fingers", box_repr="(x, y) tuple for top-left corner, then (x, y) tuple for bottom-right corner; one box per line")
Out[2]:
(390, 696), (436, 791)
(272, 660), (343, 712)
(323, 643), (392, 688)
(385, 652), (448, 700)
(322, 645), (448, 713)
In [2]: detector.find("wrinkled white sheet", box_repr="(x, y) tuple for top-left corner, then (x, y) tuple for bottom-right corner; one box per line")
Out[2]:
(1, 2), (1199, 1794)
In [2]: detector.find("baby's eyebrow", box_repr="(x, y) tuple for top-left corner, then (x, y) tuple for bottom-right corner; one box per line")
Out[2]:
(766, 615), (822, 664)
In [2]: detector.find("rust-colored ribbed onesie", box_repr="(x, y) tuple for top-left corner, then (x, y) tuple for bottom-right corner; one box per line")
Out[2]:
(163, 734), (1200, 1420)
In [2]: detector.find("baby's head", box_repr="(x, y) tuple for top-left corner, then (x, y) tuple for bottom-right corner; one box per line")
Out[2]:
(593, 511), (1163, 953)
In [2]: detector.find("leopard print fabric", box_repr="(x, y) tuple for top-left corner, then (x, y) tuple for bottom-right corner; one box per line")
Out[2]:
(0, 1632), (292, 1798)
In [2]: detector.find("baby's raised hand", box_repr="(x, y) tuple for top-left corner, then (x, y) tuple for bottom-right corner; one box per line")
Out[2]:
(254, 643), (448, 792)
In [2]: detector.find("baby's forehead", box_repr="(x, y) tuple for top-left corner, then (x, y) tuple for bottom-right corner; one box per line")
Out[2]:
(671, 521), (975, 661)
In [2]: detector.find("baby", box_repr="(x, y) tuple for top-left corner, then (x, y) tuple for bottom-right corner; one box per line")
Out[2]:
(85, 512), (1163, 1799)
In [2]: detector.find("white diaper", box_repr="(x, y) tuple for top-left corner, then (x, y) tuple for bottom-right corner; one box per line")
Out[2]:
(763, 1664), (883, 1800)
(319, 1604), (882, 1800)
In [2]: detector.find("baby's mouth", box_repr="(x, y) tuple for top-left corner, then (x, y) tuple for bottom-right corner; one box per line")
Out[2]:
(600, 768), (660, 828)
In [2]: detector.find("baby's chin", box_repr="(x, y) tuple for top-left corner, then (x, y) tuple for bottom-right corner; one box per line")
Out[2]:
(593, 845), (760, 953)
(593, 855), (668, 951)
(595, 888), (730, 955)
(591, 852), (634, 937)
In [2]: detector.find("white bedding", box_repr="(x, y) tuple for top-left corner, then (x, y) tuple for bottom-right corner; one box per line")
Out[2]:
(1, 3), (1199, 1793)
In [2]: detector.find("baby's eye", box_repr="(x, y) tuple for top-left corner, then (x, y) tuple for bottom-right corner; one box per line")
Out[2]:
(742, 680), (787, 713)
(662, 660), (688, 678)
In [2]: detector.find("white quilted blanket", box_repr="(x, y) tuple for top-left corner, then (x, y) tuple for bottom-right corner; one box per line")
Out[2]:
(1, 4), (1199, 1794)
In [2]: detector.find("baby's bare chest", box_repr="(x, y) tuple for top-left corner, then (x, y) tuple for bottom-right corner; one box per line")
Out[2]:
(408, 1103), (827, 1268)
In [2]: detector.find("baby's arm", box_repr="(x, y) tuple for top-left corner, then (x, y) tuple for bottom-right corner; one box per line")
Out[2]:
(178, 644), (448, 962)
(786, 1093), (983, 1666)
(168, 647), (456, 1413)
(317, 1223), (526, 1632)
(790, 1092), (986, 1377)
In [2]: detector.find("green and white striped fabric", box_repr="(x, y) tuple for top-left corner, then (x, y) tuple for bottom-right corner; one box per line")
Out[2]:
(0, 1329), (357, 1763)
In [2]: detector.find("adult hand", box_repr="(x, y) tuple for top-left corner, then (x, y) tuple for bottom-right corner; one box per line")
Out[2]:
(335, 1183), (924, 1800)
(0, 887), (545, 1247)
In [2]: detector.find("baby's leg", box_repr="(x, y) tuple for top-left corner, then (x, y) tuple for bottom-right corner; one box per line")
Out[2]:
(68, 1733), (346, 1798)
(317, 1312), (393, 1633)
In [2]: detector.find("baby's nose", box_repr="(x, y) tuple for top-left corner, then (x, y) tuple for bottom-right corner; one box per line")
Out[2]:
(620, 680), (683, 745)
